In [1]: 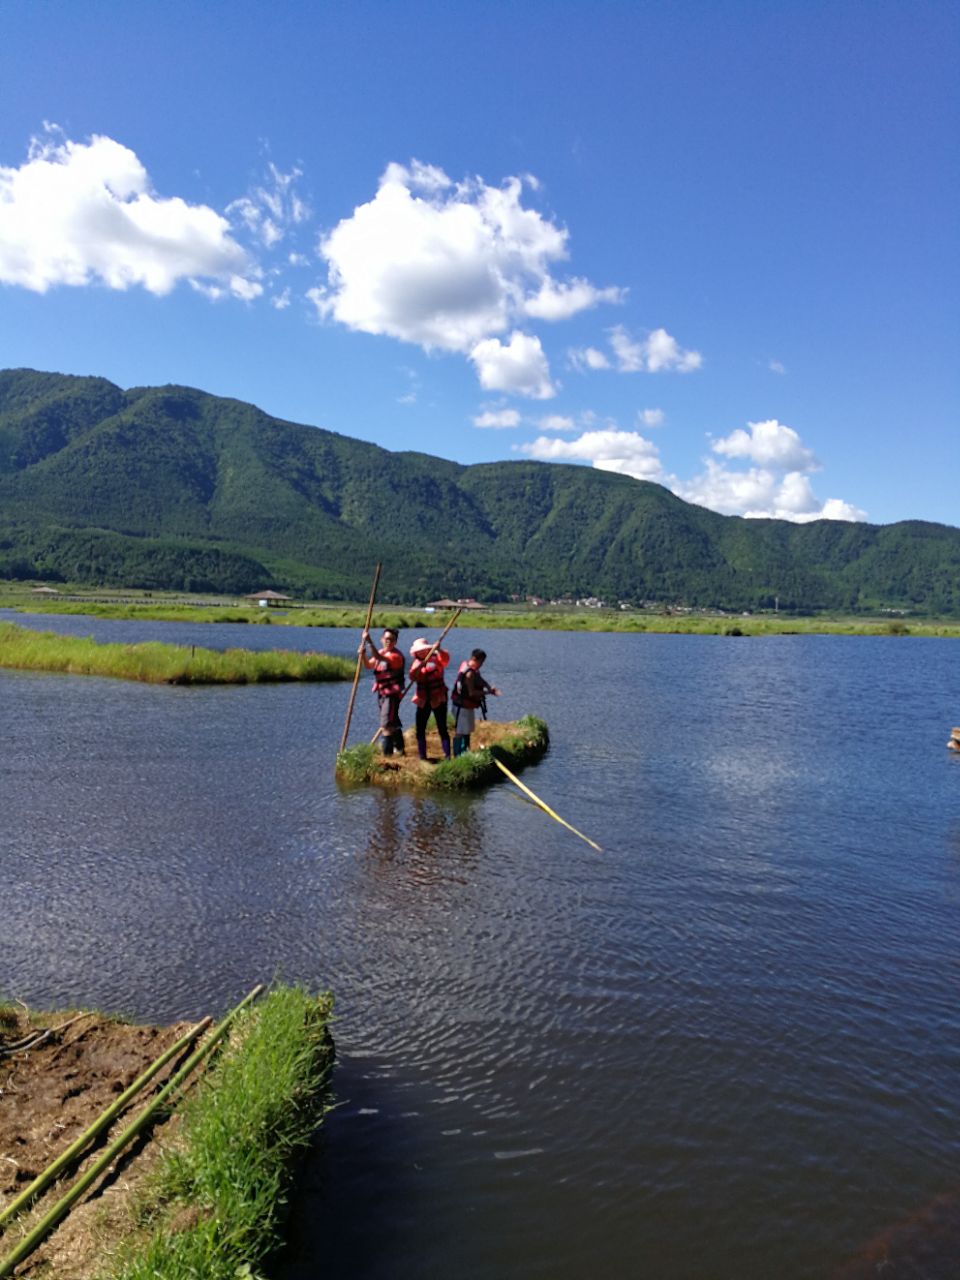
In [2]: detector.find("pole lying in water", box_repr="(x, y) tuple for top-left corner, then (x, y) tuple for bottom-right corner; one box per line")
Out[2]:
(0, 1015), (212, 1229)
(369, 607), (462, 746)
(0, 984), (264, 1279)
(493, 757), (602, 852)
(339, 562), (382, 754)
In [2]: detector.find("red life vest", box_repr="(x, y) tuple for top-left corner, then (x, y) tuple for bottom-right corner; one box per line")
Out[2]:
(410, 650), (449, 708)
(372, 650), (404, 696)
(452, 660), (488, 710)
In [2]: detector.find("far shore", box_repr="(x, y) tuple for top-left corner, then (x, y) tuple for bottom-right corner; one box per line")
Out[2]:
(2, 587), (959, 638)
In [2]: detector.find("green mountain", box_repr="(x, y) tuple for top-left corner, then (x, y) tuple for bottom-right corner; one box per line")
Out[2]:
(0, 368), (957, 613)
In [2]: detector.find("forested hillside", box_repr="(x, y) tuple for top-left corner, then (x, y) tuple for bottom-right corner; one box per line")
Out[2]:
(1, 369), (957, 613)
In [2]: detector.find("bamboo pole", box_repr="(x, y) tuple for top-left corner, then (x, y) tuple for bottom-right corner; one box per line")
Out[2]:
(339, 563), (382, 753)
(0, 985), (264, 1278)
(369, 608), (462, 745)
(493, 758), (602, 851)
(0, 1015), (212, 1229)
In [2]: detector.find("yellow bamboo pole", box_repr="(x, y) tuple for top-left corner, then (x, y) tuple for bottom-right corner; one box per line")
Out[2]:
(339, 562), (382, 753)
(0, 1015), (212, 1229)
(369, 607), (462, 745)
(493, 758), (602, 851)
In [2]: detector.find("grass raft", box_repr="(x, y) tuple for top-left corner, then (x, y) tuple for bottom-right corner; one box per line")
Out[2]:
(336, 715), (549, 790)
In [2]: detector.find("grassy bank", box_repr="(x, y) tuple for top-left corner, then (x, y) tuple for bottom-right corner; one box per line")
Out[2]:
(4, 588), (960, 637)
(337, 715), (550, 789)
(102, 985), (333, 1280)
(0, 622), (354, 684)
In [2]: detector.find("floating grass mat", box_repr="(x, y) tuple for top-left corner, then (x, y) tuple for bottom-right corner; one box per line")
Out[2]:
(0, 621), (354, 685)
(336, 715), (549, 790)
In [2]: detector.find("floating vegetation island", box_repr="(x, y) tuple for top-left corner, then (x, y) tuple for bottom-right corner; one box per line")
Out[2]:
(336, 716), (549, 790)
(0, 621), (354, 685)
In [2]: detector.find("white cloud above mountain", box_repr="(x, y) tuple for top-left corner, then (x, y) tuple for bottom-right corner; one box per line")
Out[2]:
(519, 428), (665, 481)
(470, 331), (555, 399)
(0, 129), (257, 297)
(313, 160), (623, 390)
(609, 325), (702, 373)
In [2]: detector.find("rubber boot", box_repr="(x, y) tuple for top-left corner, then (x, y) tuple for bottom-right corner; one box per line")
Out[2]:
(417, 735), (428, 761)
(461, 734), (471, 754)
(452, 735), (464, 757)
(440, 735), (451, 759)
(381, 733), (393, 756)
(393, 730), (405, 756)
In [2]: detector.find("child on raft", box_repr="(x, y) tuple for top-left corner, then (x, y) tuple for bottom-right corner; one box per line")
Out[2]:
(409, 636), (452, 760)
(451, 648), (501, 756)
(360, 626), (405, 755)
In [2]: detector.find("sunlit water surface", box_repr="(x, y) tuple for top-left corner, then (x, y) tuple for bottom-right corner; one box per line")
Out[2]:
(2, 611), (958, 1278)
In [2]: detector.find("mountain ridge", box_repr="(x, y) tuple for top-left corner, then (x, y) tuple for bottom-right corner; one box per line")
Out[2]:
(0, 368), (957, 613)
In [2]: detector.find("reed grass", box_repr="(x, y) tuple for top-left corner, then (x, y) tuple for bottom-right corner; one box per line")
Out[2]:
(0, 622), (353, 684)
(101, 985), (334, 1280)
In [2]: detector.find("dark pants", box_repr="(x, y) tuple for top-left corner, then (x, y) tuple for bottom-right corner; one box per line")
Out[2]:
(415, 700), (450, 758)
(378, 692), (404, 755)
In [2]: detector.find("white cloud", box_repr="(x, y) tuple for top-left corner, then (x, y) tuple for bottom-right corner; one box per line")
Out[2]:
(227, 163), (309, 249)
(711, 418), (818, 471)
(769, 358), (786, 374)
(518, 428), (664, 482)
(639, 407), (665, 427)
(472, 408), (521, 428)
(271, 287), (292, 310)
(524, 277), (624, 321)
(537, 414), (576, 432)
(675, 417), (867, 522)
(315, 160), (621, 387)
(0, 129), (256, 297)
(609, 325), (702, 373)
(469, 331), (555, 399)
(568, 346), (611, 371)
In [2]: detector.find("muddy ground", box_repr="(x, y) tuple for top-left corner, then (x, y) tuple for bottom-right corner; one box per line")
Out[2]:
(0, 1007), (196, 1277)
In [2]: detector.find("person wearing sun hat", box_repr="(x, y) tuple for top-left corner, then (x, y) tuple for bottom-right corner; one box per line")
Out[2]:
(409, 636), (452, 761)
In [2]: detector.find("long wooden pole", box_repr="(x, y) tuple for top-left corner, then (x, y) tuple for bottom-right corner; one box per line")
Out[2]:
(0, 985), (264, 1279)
(493, 758), (602, 851)
(339, 563), (382, 753)
(370, 607), (462, 745)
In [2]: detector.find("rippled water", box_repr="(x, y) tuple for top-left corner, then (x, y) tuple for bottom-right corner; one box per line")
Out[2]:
(2, 611), (959, 1278)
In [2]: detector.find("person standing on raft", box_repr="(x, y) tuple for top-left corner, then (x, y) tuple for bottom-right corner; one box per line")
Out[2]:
(451, 648), (500, 757)
(360, 626), (405, 755)
(409, 637), (452, 761)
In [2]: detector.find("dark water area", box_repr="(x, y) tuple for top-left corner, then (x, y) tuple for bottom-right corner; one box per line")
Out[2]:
(2, 611), (959, 1278)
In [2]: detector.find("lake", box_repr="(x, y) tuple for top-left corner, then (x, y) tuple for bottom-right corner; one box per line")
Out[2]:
(2, 611), (958, 1278)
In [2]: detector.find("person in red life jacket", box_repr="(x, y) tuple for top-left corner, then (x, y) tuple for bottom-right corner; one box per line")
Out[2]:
(451, 648), (500, 757)
(409, 637), (452, 761)
(360, 626), (406, 755)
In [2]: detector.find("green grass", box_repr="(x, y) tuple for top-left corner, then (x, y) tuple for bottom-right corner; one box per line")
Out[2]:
(101, 985), (334, 1280)
(429, 715), (549, 790)
(0, 622), (354, 684)
(333, 741), (381, 784)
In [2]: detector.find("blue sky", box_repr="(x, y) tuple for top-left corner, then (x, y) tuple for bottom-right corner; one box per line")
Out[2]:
(1, 0), (956, 526)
